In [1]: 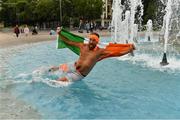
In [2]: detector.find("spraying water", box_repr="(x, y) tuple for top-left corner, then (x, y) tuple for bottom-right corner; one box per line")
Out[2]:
(160, 0), (180, 65)
(129, 0), (137, 43)
(169, 0), (180, 44)
(163, 0), (172, 53)
(111, 0), (143, 44)
(124, 10), (131, 42)
(111, 0), (123, 43)
(146, 19), (153, 41)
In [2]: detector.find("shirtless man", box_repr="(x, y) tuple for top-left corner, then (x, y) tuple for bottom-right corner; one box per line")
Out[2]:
(49, 31), (135, 82)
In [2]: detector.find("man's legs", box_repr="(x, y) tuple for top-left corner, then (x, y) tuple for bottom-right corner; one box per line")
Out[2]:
(49, 65), (69, 82)
(49, 63), (82, 82)
(48, 66), (59, 72)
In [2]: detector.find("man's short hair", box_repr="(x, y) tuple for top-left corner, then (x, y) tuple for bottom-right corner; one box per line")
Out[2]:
(91, 33), (99, 38)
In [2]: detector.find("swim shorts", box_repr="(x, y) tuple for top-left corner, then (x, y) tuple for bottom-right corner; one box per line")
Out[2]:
(59, 62), (84, 82)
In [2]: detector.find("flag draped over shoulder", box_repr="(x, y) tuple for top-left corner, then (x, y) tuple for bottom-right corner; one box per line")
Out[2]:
(57, 28), (84, 55)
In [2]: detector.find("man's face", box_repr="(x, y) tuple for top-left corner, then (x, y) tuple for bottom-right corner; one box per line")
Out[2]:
(88, 38), (98, 50)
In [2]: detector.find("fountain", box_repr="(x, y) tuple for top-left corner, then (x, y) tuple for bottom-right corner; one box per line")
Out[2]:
(160, 0), (172, 66)
(124, 10), (131, 43)
(111, 0), (123, 43)
(111, 0), (180, 66)
(160, 0), (180, 66)
(169, 0), (180, 44)
(111, 0), (143, 44)
(146, 19), (153, 42)
(129, 0), (137, 43)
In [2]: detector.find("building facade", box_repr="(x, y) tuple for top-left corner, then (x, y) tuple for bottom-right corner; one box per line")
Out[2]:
(101, 0), (113, 28)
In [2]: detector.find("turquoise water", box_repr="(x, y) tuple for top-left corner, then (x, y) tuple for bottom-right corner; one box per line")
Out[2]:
(0, 39), (180, 119)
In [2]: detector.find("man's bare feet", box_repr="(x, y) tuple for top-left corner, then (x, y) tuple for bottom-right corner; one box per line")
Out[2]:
(57, 77), (69, 82)
(48, 66), (59, 72)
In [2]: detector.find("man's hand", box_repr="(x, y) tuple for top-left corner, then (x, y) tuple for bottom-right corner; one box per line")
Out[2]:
(129, 44), (136, 51)
(130, 44), (136, 56)
(132, 44), (136, 50)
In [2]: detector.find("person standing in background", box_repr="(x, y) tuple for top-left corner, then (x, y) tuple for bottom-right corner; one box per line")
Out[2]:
(78, 19), (83, 33)
(24, 25), (30, 36)
(90, 21), (94, 33)
(14, 25), (20, 38)
(85, 21), (90, 33)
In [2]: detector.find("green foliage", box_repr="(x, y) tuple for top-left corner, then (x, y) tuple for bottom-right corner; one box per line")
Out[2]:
(72, 0), (103, 20)
(142, 0), (158, 24)
(0, 0), (158, 27)
(0, 0), (103, 26)
(35, 0), (58, 21)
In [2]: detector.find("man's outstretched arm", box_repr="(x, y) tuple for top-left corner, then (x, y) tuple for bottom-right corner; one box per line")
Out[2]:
(59, 33), (83, 48)
(99, 44), (135, 61)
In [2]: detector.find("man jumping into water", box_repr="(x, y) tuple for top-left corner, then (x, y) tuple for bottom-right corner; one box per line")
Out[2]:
(49, 30), (135, 82)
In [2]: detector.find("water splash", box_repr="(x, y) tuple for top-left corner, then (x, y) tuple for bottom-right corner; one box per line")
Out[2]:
(117, 53), (180, 73)
(4, 67), (72, 88)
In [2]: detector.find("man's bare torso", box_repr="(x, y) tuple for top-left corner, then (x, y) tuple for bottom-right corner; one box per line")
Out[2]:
(75, 44), (104, 76)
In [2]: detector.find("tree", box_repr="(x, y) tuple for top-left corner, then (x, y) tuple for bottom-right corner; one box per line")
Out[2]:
(1, 0), (103, 27)
(72, 0), (103, 20)
(142, 0), (158, 25)
(35, 0), (58, 21)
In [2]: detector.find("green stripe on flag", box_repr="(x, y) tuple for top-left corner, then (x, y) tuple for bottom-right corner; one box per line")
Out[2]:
(57, 28), (84, 55)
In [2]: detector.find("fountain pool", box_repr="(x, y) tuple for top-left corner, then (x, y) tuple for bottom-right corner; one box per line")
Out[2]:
(0, 38), (180, 119)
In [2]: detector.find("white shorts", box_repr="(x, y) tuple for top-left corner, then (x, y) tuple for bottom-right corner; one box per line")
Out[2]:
(59, 62), (84, 82)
